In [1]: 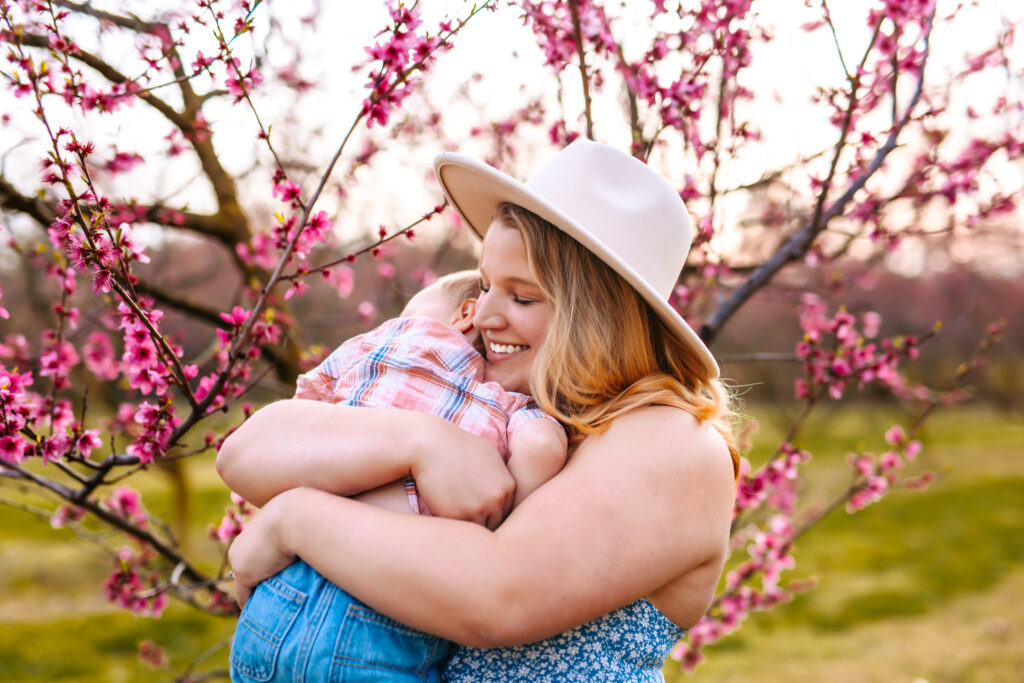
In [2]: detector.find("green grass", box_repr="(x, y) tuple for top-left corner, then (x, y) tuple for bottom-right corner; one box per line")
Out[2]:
(0, 605), (236, 682)
(733, 476), (1024, 632)
(0, 452), (238, 681)
(1, 404), (1021, 681)
(661, 403), (1024, 681)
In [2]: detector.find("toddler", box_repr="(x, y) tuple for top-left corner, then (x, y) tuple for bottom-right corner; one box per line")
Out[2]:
(228, 271), (567, 683)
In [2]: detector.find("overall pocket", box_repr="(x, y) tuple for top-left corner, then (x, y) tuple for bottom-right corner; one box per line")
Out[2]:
(329, 603), (452, 682)
(231, 575), (307, 682)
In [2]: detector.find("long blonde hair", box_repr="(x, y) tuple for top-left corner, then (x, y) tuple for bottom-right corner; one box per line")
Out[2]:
(494, 202), (739, 477)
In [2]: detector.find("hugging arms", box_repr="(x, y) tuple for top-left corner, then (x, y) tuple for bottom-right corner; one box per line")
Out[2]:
(218, 397), (735, 647)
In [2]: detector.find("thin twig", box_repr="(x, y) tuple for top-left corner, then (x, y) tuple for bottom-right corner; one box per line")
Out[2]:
(567, 0), (594, 140)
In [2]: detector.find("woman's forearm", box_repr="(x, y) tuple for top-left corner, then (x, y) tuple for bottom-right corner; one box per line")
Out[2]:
(216, 400), (428, 506)
(270, 487), (514, 648)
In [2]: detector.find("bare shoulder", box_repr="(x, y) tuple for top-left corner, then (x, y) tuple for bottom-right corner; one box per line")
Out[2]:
(583, 405), (733, 486)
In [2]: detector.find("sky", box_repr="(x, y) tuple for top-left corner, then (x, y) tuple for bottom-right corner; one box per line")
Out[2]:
(0, 0), (1021, 276)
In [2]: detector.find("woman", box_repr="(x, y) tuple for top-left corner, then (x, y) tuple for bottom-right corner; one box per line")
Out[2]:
(219, 139), (738, 680)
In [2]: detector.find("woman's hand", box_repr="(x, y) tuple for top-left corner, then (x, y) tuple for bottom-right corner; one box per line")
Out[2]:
(227, 491), (298, 608)
(410, 426), (515, 530)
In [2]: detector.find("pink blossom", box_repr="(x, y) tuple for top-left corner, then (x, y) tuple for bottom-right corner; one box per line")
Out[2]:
(83, 332), (119, 380)
(224, 58), (264, 101)
(884, 425), (906, 445)
(191, 50), (215, 74)
(50, 503), (85, 529)
(327, 266), (355, 298)
(305, 210), (332, 243)
(862, 311), (882, 338)
(0, 435), (27, 464)
(284, 280), (309, 300)
(138, 640), (169, 669)
(879, 451), (903, 470)
(103, 152), (144, 174)
(271, 179), (301, 203)
(219, 306), (251, 327)
(104, 554), (168, 617)
(905, 440), (922, 461)
(358, 301), (377, 325)
(209, 493), (253, 544)
(38, 331), (80, 390)
(107, 486), (148, 527)
(117, 223), (150, 264)
(78, 429), (102, 458)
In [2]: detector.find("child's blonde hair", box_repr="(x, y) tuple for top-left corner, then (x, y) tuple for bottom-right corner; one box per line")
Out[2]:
(435, 270), (481, 307)
(494, 202), (739, 477)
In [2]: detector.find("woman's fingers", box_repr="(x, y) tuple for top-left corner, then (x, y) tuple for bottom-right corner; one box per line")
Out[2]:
(226, 493), (298, 607)
(233, 574), (253, 609)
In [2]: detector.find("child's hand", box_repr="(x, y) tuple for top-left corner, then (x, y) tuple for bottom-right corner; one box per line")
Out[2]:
(411, 428), (514, 530)
(507, 418), (568, 509)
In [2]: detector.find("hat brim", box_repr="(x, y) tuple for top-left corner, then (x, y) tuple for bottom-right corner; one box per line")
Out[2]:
(434, 152), (720, 378)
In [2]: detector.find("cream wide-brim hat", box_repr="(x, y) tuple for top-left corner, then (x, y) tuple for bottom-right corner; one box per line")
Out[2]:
(433, 138), (719, 378)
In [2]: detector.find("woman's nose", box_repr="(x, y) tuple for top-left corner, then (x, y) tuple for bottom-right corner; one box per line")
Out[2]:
(472, 290), (504, 329)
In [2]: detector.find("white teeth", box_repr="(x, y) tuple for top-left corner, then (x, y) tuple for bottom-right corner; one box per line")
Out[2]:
(489, 342), (528, 355)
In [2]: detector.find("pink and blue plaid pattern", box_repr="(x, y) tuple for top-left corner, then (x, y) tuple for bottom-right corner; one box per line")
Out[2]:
(295, 316), (549, 463)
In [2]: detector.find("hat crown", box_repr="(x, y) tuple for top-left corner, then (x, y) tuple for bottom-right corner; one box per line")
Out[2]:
(525, 140), (692, 298)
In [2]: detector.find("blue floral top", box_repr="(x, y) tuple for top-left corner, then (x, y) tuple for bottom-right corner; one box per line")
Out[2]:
(442, 599), (687, 682)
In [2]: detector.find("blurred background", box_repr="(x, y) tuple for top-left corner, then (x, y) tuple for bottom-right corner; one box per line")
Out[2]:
(1, 0), (1021, 680)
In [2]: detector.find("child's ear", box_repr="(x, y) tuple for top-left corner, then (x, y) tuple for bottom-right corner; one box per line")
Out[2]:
(450, 298), (476, 332)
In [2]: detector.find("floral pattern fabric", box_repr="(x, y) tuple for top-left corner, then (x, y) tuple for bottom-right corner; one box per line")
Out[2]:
(442, 599), (686, 682)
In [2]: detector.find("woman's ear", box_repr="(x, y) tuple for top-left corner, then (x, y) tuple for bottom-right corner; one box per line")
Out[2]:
(450, 298), (477, 333)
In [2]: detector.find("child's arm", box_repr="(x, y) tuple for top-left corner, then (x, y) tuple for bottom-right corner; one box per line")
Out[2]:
(507, 418), (568, 510)
(217, 400), (515, 529)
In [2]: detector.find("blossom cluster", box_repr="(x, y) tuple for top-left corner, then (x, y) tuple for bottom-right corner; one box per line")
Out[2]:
(794, 294), (921, 401)
(672, 515), (806, 671)
(104, 546), (169, 617)
(359, 3), (454, 128)
(101, 488), (168, 616)
(734, 442), (811, 518)
(209, 492), (253, 544)
(845, 424), (928, 512)
(516, 0), (616, 71)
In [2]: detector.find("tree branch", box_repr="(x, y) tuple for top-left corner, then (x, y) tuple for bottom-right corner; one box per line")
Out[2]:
(11, 29), (251, 245)
(700, 17), (934, 343)
(567, 0), (595, 140)
(0, 175), (55, 225)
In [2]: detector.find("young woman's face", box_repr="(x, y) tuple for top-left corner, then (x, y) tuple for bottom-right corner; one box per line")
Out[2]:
(474, 220), (550, 395)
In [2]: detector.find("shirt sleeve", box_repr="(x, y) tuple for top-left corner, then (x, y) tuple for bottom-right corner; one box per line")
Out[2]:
(293, 369), (333, 401)
(506, 405), (563, 438)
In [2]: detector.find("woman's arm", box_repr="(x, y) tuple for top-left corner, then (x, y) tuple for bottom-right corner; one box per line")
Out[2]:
(216, 399), (514, 527)
(228, 406), (736, 647)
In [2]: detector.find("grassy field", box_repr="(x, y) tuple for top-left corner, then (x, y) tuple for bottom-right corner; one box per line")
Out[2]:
(1, 403), (1021, 682)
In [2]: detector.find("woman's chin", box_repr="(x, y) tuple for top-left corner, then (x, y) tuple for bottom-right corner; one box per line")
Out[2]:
(483, 359), (529, 395)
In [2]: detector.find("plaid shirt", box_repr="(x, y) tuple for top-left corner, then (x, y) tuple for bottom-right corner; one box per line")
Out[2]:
(295, 316), (551, 463)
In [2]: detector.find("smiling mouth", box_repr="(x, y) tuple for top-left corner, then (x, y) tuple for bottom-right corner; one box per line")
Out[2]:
(488, 342), (529, 355)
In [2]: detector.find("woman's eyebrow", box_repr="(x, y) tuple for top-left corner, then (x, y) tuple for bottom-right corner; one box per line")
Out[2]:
(502, 276), (541, 288)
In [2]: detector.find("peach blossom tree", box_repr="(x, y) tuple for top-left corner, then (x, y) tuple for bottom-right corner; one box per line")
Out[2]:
(0, 0), (1018, 677)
